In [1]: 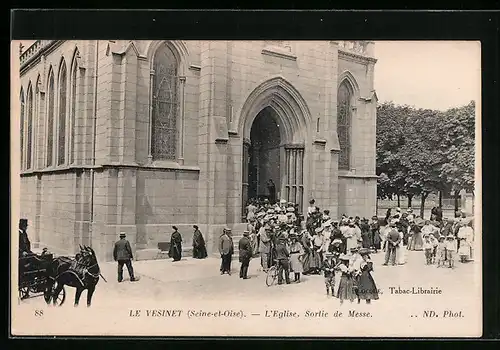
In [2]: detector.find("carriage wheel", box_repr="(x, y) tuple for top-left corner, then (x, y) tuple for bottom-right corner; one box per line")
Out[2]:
(51, 284), (66, 306)
(266, 266), (278, 287)
(18, 286), (30, 300)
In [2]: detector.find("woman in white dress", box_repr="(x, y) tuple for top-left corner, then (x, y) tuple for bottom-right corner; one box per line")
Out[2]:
(344, 221), (358, 253)
(395, 229), (406, 265)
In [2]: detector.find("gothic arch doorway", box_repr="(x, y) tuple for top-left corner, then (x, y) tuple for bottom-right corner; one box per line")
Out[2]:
(239, 77), (312, 220)
(241, 107), (306, 218)
(247, 107), (281, 203)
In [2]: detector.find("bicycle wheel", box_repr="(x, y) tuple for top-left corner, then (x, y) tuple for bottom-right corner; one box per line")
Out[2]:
(266, 266), (278, 287)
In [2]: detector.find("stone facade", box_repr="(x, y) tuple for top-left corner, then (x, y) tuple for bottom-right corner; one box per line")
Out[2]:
(18, 40), (378, 262)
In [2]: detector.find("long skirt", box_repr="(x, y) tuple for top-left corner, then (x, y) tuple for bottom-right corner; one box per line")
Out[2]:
(346, 237), (358, 251)
(250, 235), (259, 256)
(361, 234), (371, 248)
(357, 271), (380, 300)
(192, 245), (207, 259)
(408, 232), (424, 251)
(458, 240), (471, 259)
(372, 231), (382, 250)
(289, 253), (303, 273)
(337, 274), (356, 302)
(395, 245), (406, 265)
(302, 250), (321, 274)
(169, 243), (182, 261)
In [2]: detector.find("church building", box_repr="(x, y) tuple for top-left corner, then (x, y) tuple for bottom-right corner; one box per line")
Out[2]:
(18, 40), (378, 261)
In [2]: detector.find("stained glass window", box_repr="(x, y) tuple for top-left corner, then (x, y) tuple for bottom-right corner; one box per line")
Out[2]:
(47, 72), (55, 167)
(26, 86), (33, 169)
(151, 44), (179, 160)
(58, 62), (67, 165)
(337, 82), (352, 170)
(20, 89), (25, 169)
(70, 62), (77, 164)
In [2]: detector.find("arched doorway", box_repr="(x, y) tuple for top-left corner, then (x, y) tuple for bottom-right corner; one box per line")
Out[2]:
(239, 77), (313, 220)
(247, 107), (281, 203)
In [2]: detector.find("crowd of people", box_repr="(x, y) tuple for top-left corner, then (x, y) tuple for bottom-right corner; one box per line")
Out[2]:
(242, 198), (381, 303)
(380, 207), (475, 268)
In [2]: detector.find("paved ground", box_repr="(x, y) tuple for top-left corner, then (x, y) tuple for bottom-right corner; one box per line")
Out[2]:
(17, 248), (479, 309)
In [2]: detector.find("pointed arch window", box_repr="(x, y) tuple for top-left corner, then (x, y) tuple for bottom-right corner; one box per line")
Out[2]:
(151, 43), (179, 160)
(57, 61), (67, 165)
(20, 88), (25, 169)
(70, 59), (77, 164)
(26, 85), (33, 169)
(337, 81), (352, 170)
(46, 72), (55, 167)
(34, 77), (40, 169)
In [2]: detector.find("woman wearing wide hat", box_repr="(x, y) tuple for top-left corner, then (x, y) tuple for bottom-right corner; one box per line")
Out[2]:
(356, 248), (379, 304)
(288, 233), (304, 283)
(336, 253), (356, 304)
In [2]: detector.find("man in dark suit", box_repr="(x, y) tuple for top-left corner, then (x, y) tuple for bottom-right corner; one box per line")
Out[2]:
(238, 230), (252, 279)
(383, 222), (401, 266)
(19, 218), (32, 257)
(113, 232), (137, 282)
(275, 236), (291, 285)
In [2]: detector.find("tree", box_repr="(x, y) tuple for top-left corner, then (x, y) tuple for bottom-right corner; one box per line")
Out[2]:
(376, 102), (411, 201)
(438, 101), (475, 210)
(376, 101), (474, 217)
(397, 107), (446, 218)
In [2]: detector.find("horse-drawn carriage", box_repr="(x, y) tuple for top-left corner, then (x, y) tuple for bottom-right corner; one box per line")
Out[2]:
(18, 250), (66, 305)
(18, 245), (103, 307)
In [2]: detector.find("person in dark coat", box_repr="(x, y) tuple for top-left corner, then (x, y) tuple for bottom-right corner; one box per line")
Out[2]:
(219, 228), (234, 275)
(370, 216), (381, 252)
(330, 221), (344, 253)
(19, 218), (32, 257)
(356, 248), (379, 304)
(399, 214), (410, 246)
(360, 218), (372, 248)
(266, 179), (276, 203)
(169, 226), (183, 262)
(275, 236), (291, 284)
(113, 232), (137, 282)
(383, 222), (401, 266)
(435, 207), (443, 222)
(192, 225), (208, 259)
(238, 231), (252, 279)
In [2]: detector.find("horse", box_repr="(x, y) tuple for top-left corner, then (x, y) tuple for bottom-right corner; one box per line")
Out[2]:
(45, 245), (101, 307)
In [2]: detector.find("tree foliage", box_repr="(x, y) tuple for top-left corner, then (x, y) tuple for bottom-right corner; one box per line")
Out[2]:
(438, 101), (475, 193)
(376, 101), (475, 203)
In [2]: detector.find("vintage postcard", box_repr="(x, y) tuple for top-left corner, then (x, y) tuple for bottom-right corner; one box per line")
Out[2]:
(11, 40), (482, 337)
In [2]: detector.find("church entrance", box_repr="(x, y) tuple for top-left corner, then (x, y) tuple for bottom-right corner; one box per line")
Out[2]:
(248, 107), (281, 203)
(242, 107), (305, 219)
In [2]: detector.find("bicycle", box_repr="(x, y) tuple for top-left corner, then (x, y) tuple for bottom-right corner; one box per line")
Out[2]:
(266, 259), (279, 287)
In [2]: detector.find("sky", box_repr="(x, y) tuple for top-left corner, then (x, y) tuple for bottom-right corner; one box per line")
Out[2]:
(373, 41), (480, 111)
(18, 40), (480, 111)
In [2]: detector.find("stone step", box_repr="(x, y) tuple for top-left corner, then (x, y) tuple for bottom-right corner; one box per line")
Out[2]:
(136, 246), (193, 261)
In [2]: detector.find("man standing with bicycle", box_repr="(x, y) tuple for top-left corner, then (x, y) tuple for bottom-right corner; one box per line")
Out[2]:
(275, 236), (291, 285)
